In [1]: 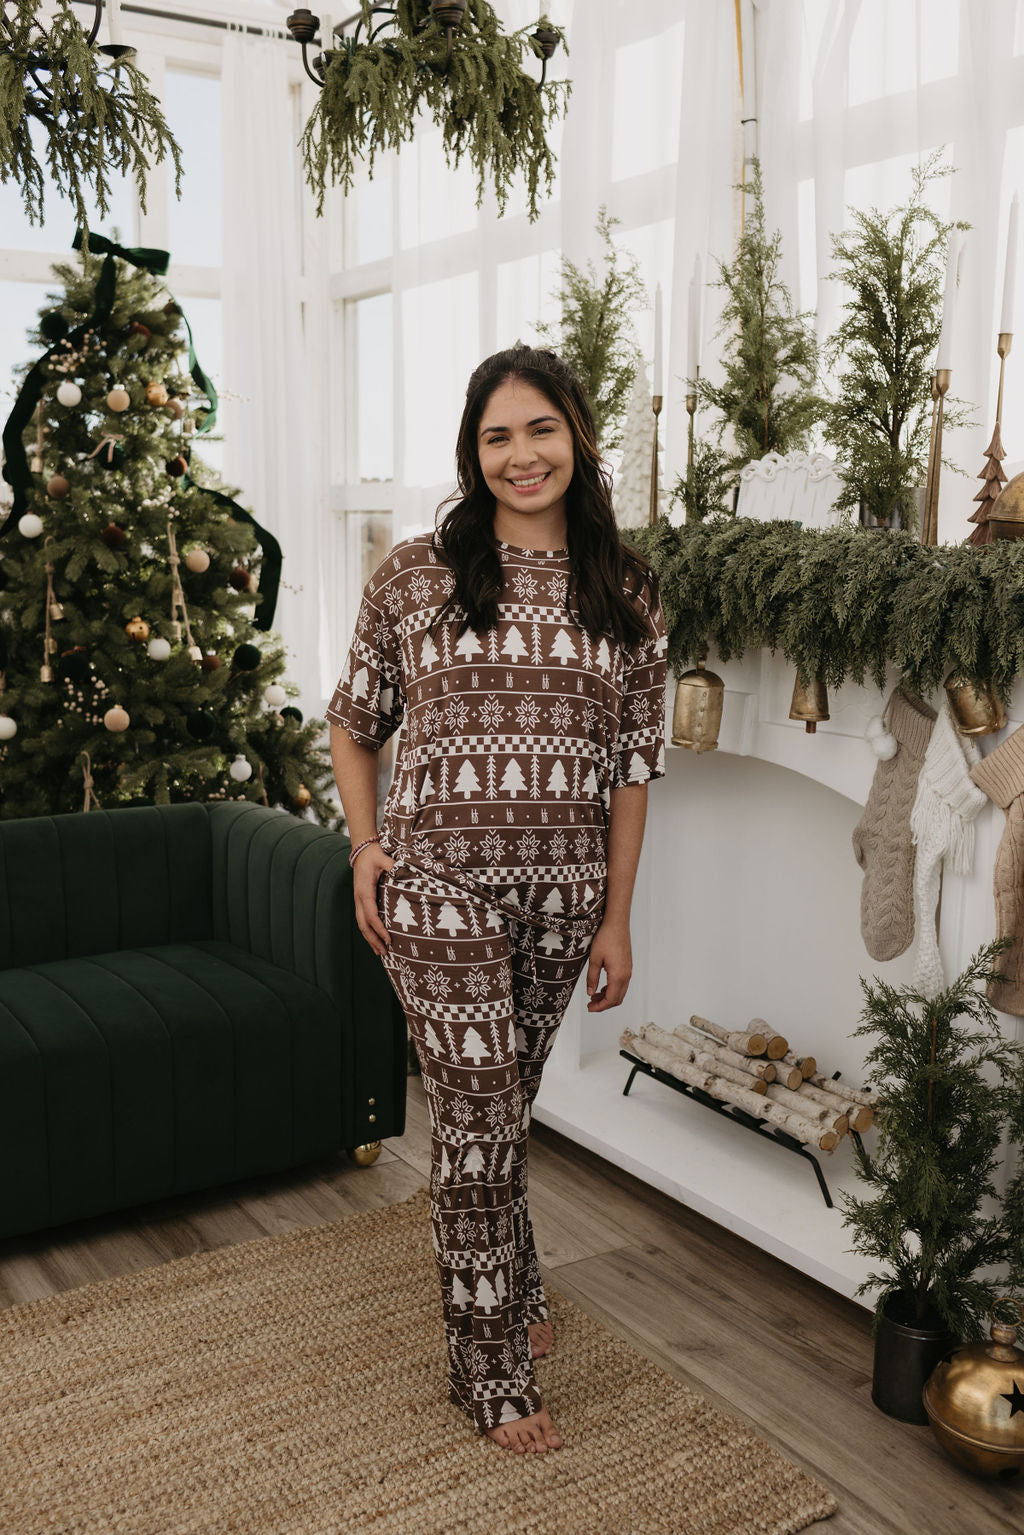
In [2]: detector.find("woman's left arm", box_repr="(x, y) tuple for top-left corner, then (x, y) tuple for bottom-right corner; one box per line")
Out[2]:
(585, 782), (648, 1011)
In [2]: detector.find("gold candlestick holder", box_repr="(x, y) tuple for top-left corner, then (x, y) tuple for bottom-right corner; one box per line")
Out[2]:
(968, 333), (1012, 545)
(922, 367), (951, 546)
(648, 393), (663, 526)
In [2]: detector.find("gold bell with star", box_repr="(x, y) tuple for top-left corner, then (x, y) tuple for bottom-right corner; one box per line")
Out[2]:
(922, 1303), (1024, 1479)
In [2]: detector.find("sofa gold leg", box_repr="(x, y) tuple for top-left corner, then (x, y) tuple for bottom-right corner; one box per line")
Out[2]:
(349, 1141), (383, 1167)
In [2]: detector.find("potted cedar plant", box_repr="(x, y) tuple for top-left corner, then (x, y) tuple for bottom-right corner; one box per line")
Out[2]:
(842, 940), (1024, 1424)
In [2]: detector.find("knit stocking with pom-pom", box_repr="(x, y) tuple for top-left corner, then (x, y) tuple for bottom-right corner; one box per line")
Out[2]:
(851, 687), (937, 961)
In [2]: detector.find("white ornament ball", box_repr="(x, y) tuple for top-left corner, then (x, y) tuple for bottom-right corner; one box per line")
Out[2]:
(229, 754), (254, 782)
(147, 637), (172, 661)
(185, 548), (210, 573)
(56, 380), (82, 407)
(18, 513), (43, 538)
(0, 715), (17, 741)
(263, 683), (287, 708)
(106, 386), (131, 413)
(104, 704), (130, 733)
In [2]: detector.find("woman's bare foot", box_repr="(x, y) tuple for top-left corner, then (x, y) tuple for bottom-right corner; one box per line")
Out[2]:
(527, 1320), (555, 1358)
(485, 1405), (563, 1453)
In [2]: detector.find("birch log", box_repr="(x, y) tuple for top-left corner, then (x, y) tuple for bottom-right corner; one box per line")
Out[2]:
(772, 1060), (804, 1091)
(638, 1023), (767, 1095)
(807, 1071), (876, 1113)
(622, 1030), (838, 1151)
(672, 1023), (777, 1083)
(690, 1014), (767, 1057)
(763, 1083), (848, 1134)
(782, 1051), (817, 1079)
(796, 1079), (873, 1132)
(748, 1018), (789, 1060)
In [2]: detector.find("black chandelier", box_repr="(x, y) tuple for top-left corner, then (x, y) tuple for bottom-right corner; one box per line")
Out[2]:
(285, 2), (561, 90)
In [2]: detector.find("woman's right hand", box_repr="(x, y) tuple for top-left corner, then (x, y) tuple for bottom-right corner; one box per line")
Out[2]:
(353, 845), (396, 957)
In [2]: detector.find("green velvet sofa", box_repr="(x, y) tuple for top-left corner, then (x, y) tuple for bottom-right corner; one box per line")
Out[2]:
(0, 800), (407, 1242)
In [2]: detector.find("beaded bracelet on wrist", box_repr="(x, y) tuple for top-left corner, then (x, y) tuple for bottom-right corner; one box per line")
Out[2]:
(349, 835), (380, 867)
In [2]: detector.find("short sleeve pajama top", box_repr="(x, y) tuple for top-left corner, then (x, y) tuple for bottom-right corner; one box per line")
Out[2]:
(325, 535), (669, 940)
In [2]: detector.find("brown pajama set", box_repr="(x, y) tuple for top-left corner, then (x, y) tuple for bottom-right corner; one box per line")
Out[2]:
(326, 533), (668, 1432)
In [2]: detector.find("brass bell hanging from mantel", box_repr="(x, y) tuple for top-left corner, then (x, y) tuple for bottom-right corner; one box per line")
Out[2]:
(789, 672), (829, 733)
(922, 1303), (1024, 1478)
(671, 656), (724, 754)
(944, 672), (1007, 737)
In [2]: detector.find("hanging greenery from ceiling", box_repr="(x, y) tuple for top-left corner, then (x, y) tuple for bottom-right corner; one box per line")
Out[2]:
(299, 1), (570, 222)
(0, 0), (182, 231)
(624, 516), (1024, 704)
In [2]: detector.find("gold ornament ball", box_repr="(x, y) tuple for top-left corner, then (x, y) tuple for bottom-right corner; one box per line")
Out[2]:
(125, 616), (150, 642)
(185, 548), (211, 573)
(292, 785), (312, 809)
(106, 387), (131, 413)
(145, 381), (169, 407)
(104, 704), (130, 733)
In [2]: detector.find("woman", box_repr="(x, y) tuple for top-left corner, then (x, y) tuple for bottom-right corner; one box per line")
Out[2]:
(327, 344), (667, 1454)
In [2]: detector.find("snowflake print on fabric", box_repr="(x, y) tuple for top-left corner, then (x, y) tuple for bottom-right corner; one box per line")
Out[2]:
(496, 960), (512, 993)
(549, 698), (574, 733)
(439, 571), (456, 596)
(550, 831), (569, 862)
(382, 584), (403, 617)
(444, 831), (472, 866)
(421, 703), (442, 739)
(630, 693), (653, 725)
(546, 574), (568, 605)
(445, 696), (469, 732)
(512, 568), (538, 602)
(454, 1211), (473, 1247)
(515, 698), (541, 731)
(449, 1094), (473, 1128)
(574, 830), (590, 861)
(517, 830), (540, 863)
(481, 830), (506, 863)
(465, 967), (490, 1001)
(425, 966), (452, 999)
(479, 695), (505, 731)
(408, 571), (433, 606)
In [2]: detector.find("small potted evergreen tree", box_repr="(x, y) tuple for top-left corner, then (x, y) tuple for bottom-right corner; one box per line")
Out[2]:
(843, 940), (1024, 1424)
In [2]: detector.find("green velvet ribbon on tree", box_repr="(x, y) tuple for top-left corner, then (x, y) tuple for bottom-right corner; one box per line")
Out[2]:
(188, 480), (282, 633)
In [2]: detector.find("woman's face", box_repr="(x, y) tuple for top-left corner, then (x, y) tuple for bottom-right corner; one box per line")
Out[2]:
(476, 377), (575, 535)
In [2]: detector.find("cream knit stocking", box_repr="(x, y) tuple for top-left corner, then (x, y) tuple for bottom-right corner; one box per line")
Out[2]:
(909, 704), (986, 998)
(969, 723), (1024, 1016)
(852, 687), (937, 961)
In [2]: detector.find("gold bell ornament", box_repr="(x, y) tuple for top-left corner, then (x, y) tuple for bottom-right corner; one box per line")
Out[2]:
(145, 381), (169, 407)
(671, 655), (724, 754)
(923, 1303), (1024, 1479)
(789, 671), (829, 734)
(987, 470), (1024, 539)
(944, 672), (1007, 738)
(125, 616), (150, 643)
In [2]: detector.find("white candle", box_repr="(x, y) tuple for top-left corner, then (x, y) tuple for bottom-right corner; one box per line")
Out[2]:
(935, 232), (961, 372)
(1001, 193), (1019, 335)
(652, 283), (663, 398)
(687, 254), (703, 381)
(107, 0), (123, 46)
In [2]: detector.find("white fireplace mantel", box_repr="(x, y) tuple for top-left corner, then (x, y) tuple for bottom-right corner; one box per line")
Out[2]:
(534, 646), (1024, 1305)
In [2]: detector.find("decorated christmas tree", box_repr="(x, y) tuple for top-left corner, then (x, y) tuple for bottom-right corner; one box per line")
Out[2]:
(0, 239), (338, 824)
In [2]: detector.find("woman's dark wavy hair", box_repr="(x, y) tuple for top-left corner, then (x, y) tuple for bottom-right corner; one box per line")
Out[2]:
(427, 344), (658, 649)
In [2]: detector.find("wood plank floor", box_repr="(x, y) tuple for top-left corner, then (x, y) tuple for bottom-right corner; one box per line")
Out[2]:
(1, 1075), (1020, 1534)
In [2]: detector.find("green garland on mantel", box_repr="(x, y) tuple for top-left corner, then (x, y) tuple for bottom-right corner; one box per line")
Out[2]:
(624, 517), (1024, 706)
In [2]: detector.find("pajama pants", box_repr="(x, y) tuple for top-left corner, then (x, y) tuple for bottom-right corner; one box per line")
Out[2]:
(375, 858), (598, 1433)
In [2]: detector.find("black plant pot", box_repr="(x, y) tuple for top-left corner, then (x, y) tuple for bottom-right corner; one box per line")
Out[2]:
(872, 1291), (959, 1425)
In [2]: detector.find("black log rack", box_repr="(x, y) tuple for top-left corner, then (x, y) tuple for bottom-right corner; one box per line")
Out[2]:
(620, 1048), (864, 1209)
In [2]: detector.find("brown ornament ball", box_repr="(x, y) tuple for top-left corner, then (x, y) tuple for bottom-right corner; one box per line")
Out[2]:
(200, 653), (222, 672)
(185, 547), (211, 573)
(125, 616), (150, 642)
(292, 785), (312, 809)
(46, 474), (70, 499)
(164, 397), (186, 420)
(145, 382), (170, 407)
(101, 523), (127, 549)
(166, 455), (189, 478)
(106, 386), (131, 413)
(104, 704), (130, 733)
(229, 565), (251, 591)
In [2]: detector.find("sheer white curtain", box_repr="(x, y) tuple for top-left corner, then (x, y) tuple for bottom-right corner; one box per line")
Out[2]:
(756, 0), (1024, 540)
(221, 32), (324, 719)
(388, 0), (739, 543)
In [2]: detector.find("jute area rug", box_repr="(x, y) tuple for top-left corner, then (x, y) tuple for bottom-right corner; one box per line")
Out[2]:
(1, 1186), (837, 1535)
